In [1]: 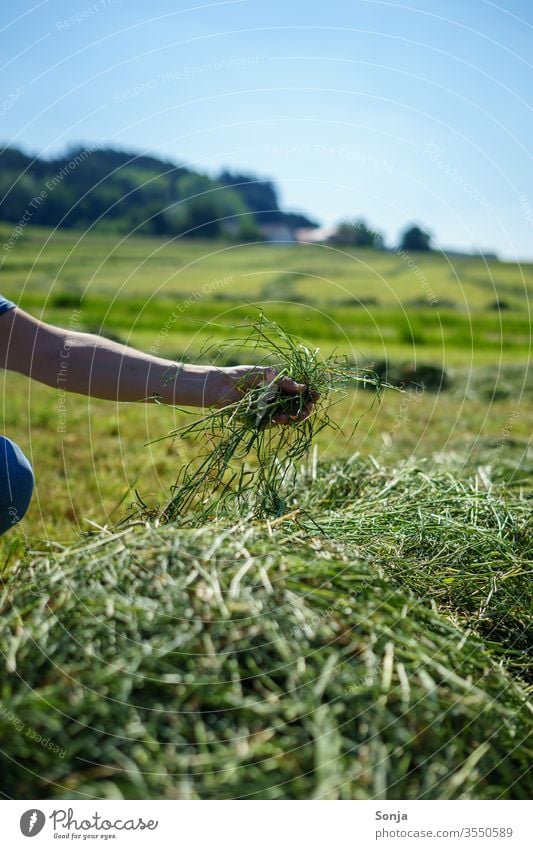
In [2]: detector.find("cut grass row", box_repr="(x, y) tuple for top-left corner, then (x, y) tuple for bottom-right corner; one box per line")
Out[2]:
(4, 295), (532, 363)
(295, 456), (532, 682)
(0, 457), (530, 799)
(1, 227), (532, 312)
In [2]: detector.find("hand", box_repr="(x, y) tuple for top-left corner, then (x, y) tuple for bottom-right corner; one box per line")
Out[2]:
(207, 365), (319, 424)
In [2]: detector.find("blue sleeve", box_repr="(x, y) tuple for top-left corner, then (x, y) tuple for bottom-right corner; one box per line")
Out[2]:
(0, 295), (16, 316)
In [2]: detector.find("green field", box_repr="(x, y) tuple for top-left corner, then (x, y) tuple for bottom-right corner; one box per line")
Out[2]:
(1, 224), (532, 368)
(1, 225), (531, 543)
(0, 226), (531, 799)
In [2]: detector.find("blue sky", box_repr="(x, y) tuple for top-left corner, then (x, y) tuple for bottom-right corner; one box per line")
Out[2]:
(2, 0), (532, 259)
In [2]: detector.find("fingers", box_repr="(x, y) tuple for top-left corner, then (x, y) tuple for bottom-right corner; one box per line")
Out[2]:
(269, 373), (320, 425)
(301, 400), (315, 419)
(276, 376), (320, 405)
(242, 368), (304, 394)
(246, 368), (319, 398)
(236, 366), (320, 425)
(271, 398), (316, 426)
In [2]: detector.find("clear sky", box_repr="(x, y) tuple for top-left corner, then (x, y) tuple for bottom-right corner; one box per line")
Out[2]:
(2, 0), (532, 259)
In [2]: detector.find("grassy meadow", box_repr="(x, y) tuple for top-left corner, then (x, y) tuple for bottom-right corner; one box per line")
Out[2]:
(0, 224), (531, 799)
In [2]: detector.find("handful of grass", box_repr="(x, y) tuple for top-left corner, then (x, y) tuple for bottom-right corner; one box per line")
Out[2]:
(152, 314), (383, 522)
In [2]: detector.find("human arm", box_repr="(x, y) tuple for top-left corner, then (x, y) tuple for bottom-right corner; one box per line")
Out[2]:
(0, 308), (314, 419)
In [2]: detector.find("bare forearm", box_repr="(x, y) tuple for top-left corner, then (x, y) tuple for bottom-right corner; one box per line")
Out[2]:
(51, 331), (204, 404)
(3, 312), (219, 406)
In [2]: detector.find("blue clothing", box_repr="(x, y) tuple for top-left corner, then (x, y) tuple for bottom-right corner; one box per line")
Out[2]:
(0, 298), (32, 536)
(0, 294), (16, 315)
(0, 437), (34, 536)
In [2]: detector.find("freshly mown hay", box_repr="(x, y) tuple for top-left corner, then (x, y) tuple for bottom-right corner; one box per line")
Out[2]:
(149, 314), (383, 523)
(0, 458), (531, 800)
(450, 362), (533, 402)
(369, 360), (449, 391)
(293, 456), (532, 683)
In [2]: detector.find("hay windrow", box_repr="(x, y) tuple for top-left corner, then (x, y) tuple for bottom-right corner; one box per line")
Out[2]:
(1, 460), (531, 800)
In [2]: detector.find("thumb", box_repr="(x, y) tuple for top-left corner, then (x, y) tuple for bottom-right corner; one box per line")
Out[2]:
(239, 366), (278, 391)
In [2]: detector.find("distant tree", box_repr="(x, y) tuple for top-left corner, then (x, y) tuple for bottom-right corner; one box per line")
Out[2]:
(0, 173), (39, 222)
(330, 218), (384, 248)
(217, 172), (318, 230)
(399, 224), (432, 252)
(218, 171), (281, 222)
(180, 196), (222, 238)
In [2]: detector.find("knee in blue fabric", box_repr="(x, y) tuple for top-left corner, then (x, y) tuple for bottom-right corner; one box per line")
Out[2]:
(0, 437), (35, 537)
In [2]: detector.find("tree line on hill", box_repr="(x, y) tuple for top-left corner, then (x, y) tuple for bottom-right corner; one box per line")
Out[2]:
(0, 144), (432, 250)
(0, 145), (317, 241)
